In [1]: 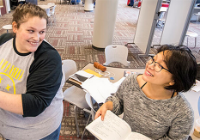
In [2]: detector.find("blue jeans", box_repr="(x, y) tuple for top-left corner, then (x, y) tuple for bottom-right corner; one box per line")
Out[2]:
(129, 0), (134, 6)
(40, 124), (61, 140)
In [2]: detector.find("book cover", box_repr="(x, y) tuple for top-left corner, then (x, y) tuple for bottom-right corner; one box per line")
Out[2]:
(67, 70), (94, 87)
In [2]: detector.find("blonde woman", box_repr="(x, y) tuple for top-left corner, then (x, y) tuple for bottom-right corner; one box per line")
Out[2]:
(0, 3), (63, 140)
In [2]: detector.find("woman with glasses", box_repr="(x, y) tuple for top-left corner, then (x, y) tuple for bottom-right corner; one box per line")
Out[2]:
(95, 45), (197, 139)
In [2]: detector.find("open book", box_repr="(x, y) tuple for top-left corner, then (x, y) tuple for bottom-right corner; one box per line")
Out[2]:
(86, 110), (151, 140)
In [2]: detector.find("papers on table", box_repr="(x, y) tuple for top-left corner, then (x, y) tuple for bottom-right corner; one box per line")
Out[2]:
(69, 70), (93, 82)
(81, 77), (125, 103)
(67, 70), (94, 87)
(76, 70), (94, 79)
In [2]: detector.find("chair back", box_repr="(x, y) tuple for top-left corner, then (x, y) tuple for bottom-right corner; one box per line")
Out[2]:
(85, 92), (95, 119)
(62, 59), (77, 81)
(85, 92), (94, 110)
(45, 8), (51, 17)
(51, 5), (56, 15)
(104, 45), (130, 66)
(46, 3), (56, 15)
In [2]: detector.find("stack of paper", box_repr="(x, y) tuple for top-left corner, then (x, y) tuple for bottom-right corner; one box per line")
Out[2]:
(81, 77), (125, 103)
(68, 70), (94, 85)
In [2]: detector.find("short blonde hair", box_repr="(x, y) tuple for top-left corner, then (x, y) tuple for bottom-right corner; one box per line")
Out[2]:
(12, 3), (48, 28)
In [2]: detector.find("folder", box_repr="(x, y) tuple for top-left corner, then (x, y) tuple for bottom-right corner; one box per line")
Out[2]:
(84, 69), (102, 77)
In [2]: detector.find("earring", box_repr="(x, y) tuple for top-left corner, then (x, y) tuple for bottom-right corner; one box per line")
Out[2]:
(169, 81), (174, 86)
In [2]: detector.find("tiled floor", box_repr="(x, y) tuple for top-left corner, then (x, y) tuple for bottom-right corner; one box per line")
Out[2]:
(0, 1), (200, 67)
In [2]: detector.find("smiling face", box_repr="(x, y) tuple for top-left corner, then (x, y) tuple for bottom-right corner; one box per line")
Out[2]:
(142, 52), (174, 87)
(12, 16), (47, 53)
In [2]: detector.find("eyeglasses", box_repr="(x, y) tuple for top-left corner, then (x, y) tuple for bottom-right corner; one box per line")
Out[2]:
(147, 55), (170, 73)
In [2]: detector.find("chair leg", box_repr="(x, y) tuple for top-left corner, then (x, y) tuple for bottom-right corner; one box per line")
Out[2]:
(53, 15), (56, 24)
(81, 114), (92, 140)
(195, 37), (197, 48)
(50, 17), (53, 26)
(89, 96), (96, 120)
(74, 106), (80, 137)
(47, 17), (49, 25)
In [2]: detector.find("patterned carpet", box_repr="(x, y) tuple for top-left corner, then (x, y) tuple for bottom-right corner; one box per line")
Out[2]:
(0, 0), (200, 139)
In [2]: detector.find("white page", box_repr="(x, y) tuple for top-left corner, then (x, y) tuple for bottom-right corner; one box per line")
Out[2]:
(81, 77), (119, 103)
(75, 70), (93, 78)
(125, 132), (151, 140)
(86, 110), (131, 140)
(81, 77), (106, 103)
(96, 78), (118, 99)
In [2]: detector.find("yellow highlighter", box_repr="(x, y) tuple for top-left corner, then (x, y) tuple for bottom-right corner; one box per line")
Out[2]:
(84, 69), (102, 77)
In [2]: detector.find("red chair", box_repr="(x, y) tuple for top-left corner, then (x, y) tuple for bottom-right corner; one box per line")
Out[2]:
(138, 1), (141, 7)
(161, 3), (169, 7)
(138, 2), (169, 8)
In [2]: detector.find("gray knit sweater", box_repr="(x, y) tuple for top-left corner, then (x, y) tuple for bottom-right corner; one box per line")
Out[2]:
(106, 73), (193, 140)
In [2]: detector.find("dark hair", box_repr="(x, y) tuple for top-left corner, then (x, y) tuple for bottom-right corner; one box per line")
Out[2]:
(12, 3), (48, 28)
(157, 45), (197, 92)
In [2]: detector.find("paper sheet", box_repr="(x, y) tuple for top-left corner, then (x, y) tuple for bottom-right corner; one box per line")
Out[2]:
(81, 77), (125, 103)
(75, 70), (94, 78)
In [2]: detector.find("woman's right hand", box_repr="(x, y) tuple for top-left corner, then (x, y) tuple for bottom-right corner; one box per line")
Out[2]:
(94, 101), (113, 121)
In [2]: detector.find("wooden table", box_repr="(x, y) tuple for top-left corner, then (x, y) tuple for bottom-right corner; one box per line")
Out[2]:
(67, 63), (144, 89)
(82, 63), (144, 83)
(2, 25), (12, 33)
